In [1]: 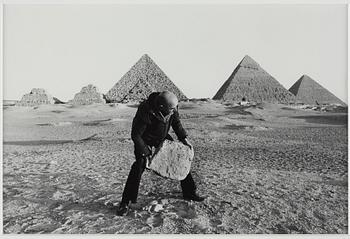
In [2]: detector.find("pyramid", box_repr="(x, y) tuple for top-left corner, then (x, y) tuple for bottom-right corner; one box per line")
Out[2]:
(105, 54), (187, 103)
(213, 55), (295, 103)
(289, 75), (346, 105)
(69, 84), (106, 105)
(16, 88), (56, 106)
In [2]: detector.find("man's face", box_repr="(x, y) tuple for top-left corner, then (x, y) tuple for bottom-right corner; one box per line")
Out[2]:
(156, 92), (179, 116)
(160, 104), (177, 116)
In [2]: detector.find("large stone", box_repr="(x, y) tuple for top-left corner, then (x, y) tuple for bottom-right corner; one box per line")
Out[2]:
(105, 54), (187, 103)
(213, 55), (295, 104)
(147, 140), (194, 180)
(69, 84), (106, 105)
(16, 88), (56, 106)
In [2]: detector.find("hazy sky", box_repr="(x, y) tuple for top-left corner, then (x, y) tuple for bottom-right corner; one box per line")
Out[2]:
(4, 4), (348, 102)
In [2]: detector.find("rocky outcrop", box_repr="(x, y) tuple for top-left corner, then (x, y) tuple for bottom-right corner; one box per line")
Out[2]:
(105, 54), (187, 103)
(147, 140), (194, 180)
(16, 88), (56, 107)
(69, 84), (105, 105)
(213, 55), (295, 104)
(289, 75), (346, 106)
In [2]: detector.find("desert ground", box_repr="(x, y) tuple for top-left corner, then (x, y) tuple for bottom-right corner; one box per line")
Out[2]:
(2, 101), (348, 234)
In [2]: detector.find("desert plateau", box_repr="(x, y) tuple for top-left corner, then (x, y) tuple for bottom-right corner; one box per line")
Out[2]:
(2, 101), (348, 234)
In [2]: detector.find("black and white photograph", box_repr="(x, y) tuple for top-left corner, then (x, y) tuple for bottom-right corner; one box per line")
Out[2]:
(1, 0), (348, 235)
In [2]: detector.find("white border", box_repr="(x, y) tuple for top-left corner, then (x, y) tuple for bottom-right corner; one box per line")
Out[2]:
(0, 1), (349, 239)
(0, 1), (4, 237)
(1, 0), (350, 4)
(347, 3), (350, 238)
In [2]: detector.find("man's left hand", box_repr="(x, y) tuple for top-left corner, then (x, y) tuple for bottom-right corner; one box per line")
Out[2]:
(180, 138), (193, 150)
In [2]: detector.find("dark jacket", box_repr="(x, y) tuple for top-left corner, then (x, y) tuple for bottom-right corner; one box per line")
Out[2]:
(131, 92), (187, 157)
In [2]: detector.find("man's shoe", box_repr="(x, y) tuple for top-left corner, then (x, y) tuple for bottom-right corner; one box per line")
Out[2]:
(116, 202), (129, 216)
(183, 194), (205, 202)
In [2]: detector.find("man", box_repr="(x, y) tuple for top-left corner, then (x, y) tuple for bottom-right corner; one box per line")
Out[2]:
(116, 91), (204, 216)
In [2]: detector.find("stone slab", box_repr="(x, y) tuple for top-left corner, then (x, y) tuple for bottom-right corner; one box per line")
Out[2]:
(146, 140), (194, 180)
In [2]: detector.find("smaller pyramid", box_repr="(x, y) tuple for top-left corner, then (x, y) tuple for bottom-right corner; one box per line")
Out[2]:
(16, 88), (56, 106)
(289, 75), (346, 105)
(106, 54), (187, 103)
(69, 84), (106, 105)
(213, 55), (295, 103)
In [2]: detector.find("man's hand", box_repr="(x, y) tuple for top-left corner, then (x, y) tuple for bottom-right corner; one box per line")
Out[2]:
(180, 138), (193, 150)
(142, 154), (152, 168)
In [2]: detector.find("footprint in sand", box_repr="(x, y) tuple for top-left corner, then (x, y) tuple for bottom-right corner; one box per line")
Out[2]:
(171, 201), (197, 219)
(146, 214), (163, 227)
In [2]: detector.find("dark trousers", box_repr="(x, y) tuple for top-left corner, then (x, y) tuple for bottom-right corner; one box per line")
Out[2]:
(121, 154), (196, 204)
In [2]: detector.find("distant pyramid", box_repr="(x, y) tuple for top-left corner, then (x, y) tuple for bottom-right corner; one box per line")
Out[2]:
(69, 84), (106, 105)
(106, 54), (187, 103)
(213, 55), (295, 103)
(16, 88), (58, 107)
(289, 75), (346, 105)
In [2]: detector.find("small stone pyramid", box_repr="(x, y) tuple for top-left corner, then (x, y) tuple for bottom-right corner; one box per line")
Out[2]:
(16, 88), (56, 106)
(105, 54), (187, 103)
(69, 84), (106, 105)
(213, 55), (295, 103)
(289, 75), (346, 105)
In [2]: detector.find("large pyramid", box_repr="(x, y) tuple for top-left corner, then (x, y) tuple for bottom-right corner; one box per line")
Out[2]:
(213, 55), (295, 103)
(105, 54), (187, 103)
(289, 75), (346, 105)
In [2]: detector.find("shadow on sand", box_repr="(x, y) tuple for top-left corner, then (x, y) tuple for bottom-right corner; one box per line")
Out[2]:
(3, 140), (77, 146)
(291, 114), (347, 126)
(4, 134), (98, 146)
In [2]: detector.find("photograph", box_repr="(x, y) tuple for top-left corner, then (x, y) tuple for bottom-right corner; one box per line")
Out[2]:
(2, 1), (348, 234)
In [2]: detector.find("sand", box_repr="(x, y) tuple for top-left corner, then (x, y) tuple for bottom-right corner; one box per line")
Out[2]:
(2, 101), (348, 234)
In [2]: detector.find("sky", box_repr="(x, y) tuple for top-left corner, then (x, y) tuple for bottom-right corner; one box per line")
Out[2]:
(3, 4), (348, 102)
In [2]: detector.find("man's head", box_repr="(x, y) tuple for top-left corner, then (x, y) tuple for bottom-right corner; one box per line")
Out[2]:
(156, 91), (179, 116)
